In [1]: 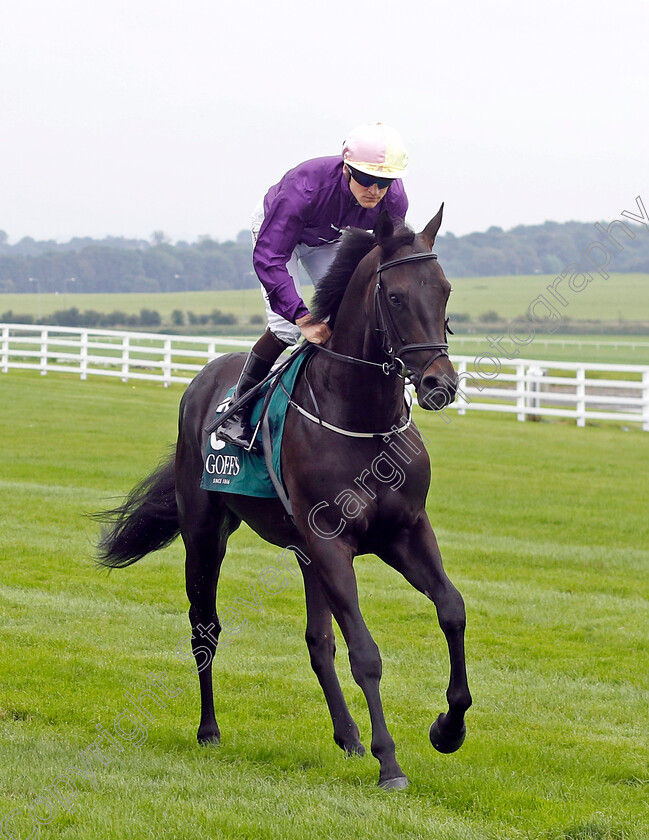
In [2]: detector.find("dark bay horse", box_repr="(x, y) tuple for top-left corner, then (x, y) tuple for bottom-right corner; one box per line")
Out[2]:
(96, 206), (472, 789)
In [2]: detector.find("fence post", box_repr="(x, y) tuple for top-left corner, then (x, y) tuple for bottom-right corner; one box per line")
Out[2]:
(80, 330), (89, 380)
(576, 367), (586, 427)
(40, 328), (48, 376)
(121, 334), (130, 382)
(525, 365), (547, 422)
(516, 363), (526, 422)
(642, 370), (649, 433)
(456, 360), (467, 416)
(1, 326), (8, 373)
(163, 338), (172, 387)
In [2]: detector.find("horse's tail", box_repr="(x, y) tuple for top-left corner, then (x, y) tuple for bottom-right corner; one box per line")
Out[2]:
(94, 454), (179, 569)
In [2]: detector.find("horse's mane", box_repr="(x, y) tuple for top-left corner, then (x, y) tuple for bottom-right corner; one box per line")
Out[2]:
(310, 221), (415, 326)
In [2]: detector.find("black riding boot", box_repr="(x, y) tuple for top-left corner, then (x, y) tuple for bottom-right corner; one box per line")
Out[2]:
(215, 330), (289, 452)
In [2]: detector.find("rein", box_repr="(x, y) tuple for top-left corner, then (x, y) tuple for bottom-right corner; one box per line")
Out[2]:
(286, 247), (451, 438)
(311, 342), (398, 376)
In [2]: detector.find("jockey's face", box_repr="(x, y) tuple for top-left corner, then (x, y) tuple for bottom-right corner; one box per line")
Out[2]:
(344, 165), (391, 209)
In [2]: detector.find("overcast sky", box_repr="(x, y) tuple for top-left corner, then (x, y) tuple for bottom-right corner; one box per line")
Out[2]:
(1, 0), (647, 244)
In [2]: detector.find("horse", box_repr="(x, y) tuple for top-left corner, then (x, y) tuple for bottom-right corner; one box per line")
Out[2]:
(96, 206), (472, 790)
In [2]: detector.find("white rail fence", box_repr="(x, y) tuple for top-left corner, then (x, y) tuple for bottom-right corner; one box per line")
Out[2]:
(2, 324), (648, 431)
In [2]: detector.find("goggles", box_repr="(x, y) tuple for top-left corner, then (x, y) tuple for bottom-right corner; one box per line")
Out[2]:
(347, 166), (395, 191)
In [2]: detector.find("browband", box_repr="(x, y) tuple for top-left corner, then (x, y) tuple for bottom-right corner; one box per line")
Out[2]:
(376, 251), (438, 273)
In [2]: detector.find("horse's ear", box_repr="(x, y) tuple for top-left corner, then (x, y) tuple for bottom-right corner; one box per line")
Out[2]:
(373, 211), (394, 247)
(420, 203), (444, 249)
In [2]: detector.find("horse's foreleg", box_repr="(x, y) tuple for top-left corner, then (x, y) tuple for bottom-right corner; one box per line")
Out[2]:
(181, 495), (240, 746)
(300, 560), (364, 756)
(308, 545), (407, 789)
(382, 515), (472, 754)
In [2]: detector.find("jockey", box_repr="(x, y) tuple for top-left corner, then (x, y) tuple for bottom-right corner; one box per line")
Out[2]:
(216, 122), (409, 451)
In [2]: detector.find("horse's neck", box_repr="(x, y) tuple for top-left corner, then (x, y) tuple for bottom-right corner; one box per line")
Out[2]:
(327, 268), (380, 363)
(309, 296), (405, 431)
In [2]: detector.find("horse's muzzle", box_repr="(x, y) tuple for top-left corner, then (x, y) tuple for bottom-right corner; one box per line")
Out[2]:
(416, 365), (458, 411)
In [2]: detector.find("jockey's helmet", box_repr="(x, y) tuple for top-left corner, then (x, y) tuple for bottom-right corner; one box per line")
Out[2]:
(342, 123), (408, 178)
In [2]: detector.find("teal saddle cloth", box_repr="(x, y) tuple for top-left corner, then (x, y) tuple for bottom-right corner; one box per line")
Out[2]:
(200, 350), (309, 498)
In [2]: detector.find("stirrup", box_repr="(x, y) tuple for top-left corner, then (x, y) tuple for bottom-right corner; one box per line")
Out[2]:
(215, 413), (262, 454)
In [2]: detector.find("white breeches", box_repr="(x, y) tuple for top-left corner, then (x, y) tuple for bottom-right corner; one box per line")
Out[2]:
(251, 200), (340, 345)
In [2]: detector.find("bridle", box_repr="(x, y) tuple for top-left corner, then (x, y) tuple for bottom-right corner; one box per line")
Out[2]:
(273, 247), (453, 442)
(374, 250), (451, 387)
(312, 248), (451, 387)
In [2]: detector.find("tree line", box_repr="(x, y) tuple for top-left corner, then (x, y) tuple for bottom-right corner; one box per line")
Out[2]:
(0, 231), (254, 294)
(437, 219), (649, 276)
(0, 306), (251, 329)
(0, 220), (647, 295)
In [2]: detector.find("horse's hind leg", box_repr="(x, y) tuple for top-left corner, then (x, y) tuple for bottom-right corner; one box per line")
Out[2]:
(381, 515), (472, 754)
(181, 494), (240, 745)
(300, 560), (365, 756)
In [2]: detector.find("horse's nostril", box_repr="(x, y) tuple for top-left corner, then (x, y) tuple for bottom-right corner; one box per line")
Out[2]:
(421, 375), (454, 394)
(419, 375), (458, 411)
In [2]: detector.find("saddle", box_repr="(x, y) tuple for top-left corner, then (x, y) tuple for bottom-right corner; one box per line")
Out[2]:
(200, 349), (310, 504)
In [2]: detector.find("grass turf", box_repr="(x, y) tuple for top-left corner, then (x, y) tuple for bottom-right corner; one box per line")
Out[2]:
(0, 371), (647, 839)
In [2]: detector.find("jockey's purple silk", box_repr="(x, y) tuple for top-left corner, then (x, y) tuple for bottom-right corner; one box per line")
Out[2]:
(253, 156), (408, 323)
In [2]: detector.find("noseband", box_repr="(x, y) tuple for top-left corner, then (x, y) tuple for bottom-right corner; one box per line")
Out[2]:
(374, 251), (450, 386)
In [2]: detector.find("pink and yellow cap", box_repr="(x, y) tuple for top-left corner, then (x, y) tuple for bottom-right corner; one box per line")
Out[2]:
(342, 122), (408, 178)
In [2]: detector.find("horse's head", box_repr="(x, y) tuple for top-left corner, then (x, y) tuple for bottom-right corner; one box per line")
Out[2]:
(372, 206), (458, 410)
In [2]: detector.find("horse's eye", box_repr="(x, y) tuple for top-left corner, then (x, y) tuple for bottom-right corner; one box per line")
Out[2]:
(388, 293), (402, 307)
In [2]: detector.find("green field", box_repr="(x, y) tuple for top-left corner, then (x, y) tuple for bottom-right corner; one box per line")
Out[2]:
(448, 335), (649, 366)
(0, 289), (267, 322)
(1, 272), (648, 324)
(1, 371), (648, 840)
(445, 273), (649, 324)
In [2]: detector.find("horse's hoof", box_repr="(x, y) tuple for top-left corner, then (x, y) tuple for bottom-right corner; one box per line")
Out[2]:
(378, 775), (409, 791)
(197, 730), (221, 747)
(429, 714), (466, 754)
(335, 731), (365, 757)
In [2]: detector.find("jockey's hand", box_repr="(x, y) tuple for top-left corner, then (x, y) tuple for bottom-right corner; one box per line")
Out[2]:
(295, 315), (332, 345)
